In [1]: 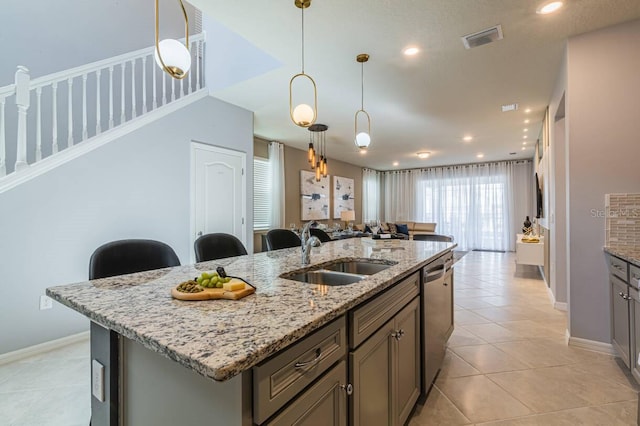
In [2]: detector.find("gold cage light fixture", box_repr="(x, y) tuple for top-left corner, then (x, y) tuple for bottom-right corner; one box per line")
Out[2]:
(154, 0), (191, 80)
(354, 53), (371, 150)
(289, 0), (318, 127)
(308, 123), (328, 181)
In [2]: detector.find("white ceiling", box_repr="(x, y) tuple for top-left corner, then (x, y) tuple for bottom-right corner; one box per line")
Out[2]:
(191, 0), (640, 170)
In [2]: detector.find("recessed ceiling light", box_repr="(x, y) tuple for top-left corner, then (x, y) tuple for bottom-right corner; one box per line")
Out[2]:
(403, 47), (420, 56)
(525, 108), (532, 113)
(523, 128), (528, 132)
(392, 161), (399, 166)
(523, 135), (528, 139)
(463, 135), (473, 142)
(537, 1), (563, 15)
(523, 142), (527, 145)
(417, 151), (430, 159)
(522, 147), (526, 150)
(524, 119), (530, 124)
(359, 149), (367, 155)
(477, 153), (484, 158)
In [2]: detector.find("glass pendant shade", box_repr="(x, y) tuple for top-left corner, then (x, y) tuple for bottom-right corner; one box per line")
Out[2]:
(292, 103), (315, 127)
(315, 162), (321, 181)
(155, 39), (191, 77)
(155, 0), (190, 80)
(307, 143), (315, 163)
(355, 131), (371, 149)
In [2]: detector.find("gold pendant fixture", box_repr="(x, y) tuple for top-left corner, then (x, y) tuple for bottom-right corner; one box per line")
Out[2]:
(290, 0), (318, 127)
(309, 124), (328, 181)
(354, 53), (371, 150)
(155, 0), (191, 80)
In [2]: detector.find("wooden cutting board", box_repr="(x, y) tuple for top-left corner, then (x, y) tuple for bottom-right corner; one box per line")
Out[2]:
(171, 278), (255, 301)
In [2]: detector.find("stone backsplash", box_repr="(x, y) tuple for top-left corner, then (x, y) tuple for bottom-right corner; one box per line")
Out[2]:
(606, 193), (640, 246)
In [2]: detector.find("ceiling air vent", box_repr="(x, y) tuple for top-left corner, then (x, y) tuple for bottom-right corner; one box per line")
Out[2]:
(461, 25), (503, 49)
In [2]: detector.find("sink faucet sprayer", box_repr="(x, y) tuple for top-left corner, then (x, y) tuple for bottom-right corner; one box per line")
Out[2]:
(301, 222), (322, 265)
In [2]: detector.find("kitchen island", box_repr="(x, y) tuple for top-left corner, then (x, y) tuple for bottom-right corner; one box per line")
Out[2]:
(48, 238), (455, 426)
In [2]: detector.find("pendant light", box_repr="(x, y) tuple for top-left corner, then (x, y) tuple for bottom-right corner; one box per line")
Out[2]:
(309, 124), (328, 181)
(290, 0), (318, 127)
(155, 0), (191, 80)
(354, 53), (371, 150)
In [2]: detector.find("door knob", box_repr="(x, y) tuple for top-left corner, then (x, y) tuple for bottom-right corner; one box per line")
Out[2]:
(197, 231), (203, 237)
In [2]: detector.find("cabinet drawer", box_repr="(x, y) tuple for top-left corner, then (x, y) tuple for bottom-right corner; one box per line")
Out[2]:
(253, 316), (347, 424)
(349, 271), (420, 349)
(630, 264), (640, 288)
(609, 255), (629, 282)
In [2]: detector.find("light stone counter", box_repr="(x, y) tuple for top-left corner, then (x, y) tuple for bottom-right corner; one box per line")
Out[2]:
(47, 238), (453, 382)
(604, 246), (640, 268)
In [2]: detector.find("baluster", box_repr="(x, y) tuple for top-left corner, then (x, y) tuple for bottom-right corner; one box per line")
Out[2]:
(108, 66), (114, 129)
(131, 59), (137, 118)
(142, 56), (147, 114)
(120, 62), (126, 124)
(96, 69), (102, 134)
(188, 41), (193, 95)
(152, 55), (158, 110)
(162, 71), (167, 106)
(82, 74), (88, 140)
(15, 66), (30, 171)
(0, 97), (6, 176)
(52, 82), (58, 153)
(67, 77), (73, 147)
(36, 87), (42, 161)
(180, 69), (185, 98)
(171, 74), (176, 102)
(196, 39), (202, 89)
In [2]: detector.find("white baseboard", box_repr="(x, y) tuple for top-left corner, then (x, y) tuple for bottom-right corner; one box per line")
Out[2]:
(546, 286), (568, 311)
(0, 89), (208, 194)
(566, 330), (617, 356)
(0, 331), (90, 366)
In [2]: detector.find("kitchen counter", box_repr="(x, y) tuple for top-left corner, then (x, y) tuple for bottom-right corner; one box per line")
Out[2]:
(47, 238), (454, 382)
(604, 246), (640, 268)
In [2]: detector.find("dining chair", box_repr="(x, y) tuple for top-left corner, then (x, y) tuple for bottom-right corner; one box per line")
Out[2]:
(264, 229), (302, 251)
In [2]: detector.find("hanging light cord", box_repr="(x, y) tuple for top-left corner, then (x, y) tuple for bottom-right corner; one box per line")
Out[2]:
(361, 60), (365, 110)
(301, 5), (305, 74)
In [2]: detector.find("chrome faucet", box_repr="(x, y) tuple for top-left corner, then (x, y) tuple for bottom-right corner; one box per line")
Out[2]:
(301, 221), (322, 265)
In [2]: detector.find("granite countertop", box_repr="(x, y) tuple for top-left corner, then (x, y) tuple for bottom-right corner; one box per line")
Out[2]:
(604, 246), (640, 267)
(47, 239), (454, 382)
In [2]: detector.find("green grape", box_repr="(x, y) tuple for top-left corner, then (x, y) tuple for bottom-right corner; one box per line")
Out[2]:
(224, 277), (231, 283)
(216, 281), (223, 288)
(196, 276), (203, 284)
(201, 279), (210, 287)
(201, 272), (210, 279)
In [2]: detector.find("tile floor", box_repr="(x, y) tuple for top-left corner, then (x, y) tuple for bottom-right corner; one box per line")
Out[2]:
(1, 251), (638, 425)
(410, 251), (639, 426)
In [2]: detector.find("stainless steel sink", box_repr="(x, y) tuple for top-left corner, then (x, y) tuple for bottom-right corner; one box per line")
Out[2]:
(281, 258), (397, 286)
(323, 260), (393, 275)
(285, 270), (365, 286)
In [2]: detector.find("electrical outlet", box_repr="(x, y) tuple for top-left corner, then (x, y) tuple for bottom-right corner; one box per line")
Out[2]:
(92, 359), (105, 402)
(39, 295), (53, 310)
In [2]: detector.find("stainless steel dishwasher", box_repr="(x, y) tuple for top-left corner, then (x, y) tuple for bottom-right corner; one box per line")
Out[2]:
(422, 250), (454, 393)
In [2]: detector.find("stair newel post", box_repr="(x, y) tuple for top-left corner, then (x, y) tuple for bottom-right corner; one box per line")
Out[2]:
(52, 82), (58, 153)
(35, 87), (42, 161)
(14, 66), (30, 172)
(0, 96), (6, 176)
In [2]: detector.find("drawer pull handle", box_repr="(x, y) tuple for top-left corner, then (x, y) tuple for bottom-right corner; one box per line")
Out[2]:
(340, 383), (353, 396)
(294, 348), (322, 369)
(392, 329), (405, 340)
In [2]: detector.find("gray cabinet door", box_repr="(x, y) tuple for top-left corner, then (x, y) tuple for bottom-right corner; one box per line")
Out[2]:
(394, 298), (421, 426)
(611, 275), (631, 368)
(444, 269), (454, 341)
(630, 288), (640, 382)
(350, 319), (395, 426)
(266, 361), (348, 426)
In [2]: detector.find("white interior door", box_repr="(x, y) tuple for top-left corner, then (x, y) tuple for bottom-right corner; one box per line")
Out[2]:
(191, 142), (246, 257)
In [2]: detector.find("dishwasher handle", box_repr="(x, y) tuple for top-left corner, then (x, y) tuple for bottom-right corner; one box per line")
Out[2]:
(424, 264), (446, 283)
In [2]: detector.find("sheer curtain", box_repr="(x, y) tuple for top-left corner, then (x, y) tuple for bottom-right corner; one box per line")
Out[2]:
(381, 160), (532, 251)
(268, 141), (285, 228)
(362, 168), (382, 222)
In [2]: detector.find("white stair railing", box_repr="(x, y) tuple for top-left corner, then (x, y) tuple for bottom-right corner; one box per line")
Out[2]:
(0, 33), (205, 178)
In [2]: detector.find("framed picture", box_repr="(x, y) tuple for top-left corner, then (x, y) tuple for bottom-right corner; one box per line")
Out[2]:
(333, 176), (355, 219)
(300, 170), (330, 220)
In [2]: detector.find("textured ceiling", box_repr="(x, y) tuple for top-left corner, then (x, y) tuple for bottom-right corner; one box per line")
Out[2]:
(190, 0), (640, 170)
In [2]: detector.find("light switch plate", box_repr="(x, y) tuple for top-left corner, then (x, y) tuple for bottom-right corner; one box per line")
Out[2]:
(92, 359), (105, 402)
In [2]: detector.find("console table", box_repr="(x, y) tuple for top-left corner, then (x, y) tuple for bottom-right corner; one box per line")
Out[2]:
(516, 233), (544, 266)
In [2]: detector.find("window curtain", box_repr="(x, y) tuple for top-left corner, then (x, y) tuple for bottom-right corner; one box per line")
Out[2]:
(362, 168), (382, 223)
(268, 141), (285, 229)
(382, 160), (533, 251)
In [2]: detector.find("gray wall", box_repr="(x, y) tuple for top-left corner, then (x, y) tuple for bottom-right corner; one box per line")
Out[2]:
(0, 0), (195, 83)
(565, 19), (640, 343)
(0, 96), (253, 354)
